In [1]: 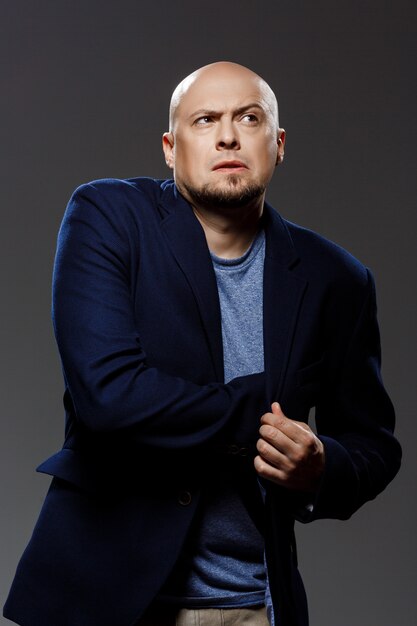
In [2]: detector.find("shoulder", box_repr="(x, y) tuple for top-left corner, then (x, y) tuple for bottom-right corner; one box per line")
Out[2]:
(276, 216), (378, 339)
(263, 205), (374, 315)
(284, 216), (369, 290)
(69, 176), (167, 209)
(62, 177), (172, 231)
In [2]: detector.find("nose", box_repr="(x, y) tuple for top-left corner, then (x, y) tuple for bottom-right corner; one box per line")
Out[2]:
(216, 119), (240, 151)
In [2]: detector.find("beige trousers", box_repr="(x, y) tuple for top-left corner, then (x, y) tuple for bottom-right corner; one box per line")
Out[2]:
(137, 605), (270, 625)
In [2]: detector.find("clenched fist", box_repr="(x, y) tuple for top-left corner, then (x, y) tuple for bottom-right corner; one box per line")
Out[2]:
(254, 402), (325, 492)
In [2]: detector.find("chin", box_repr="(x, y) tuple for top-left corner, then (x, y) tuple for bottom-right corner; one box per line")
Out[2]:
(181, 178), (265, 210)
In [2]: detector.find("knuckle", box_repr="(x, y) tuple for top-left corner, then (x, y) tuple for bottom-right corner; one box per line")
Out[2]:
(292, 449), (304, 465)
(267, 426), (277, 441)
(261, 440), (269, 454)
(261, 425), (275, 440)
(305, 433), (317, 450)
(259, 425), (268, 437)
(255, 457), (266, 475)
(288, 459), (298, 474)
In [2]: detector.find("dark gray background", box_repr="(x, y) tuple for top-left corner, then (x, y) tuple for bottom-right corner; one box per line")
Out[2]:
(1, 1), (416, 624)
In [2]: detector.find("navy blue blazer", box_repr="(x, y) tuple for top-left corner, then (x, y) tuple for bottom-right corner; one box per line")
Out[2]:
(4, 178), (401, 626)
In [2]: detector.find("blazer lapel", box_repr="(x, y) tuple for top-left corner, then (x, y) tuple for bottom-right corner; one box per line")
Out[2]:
(159, 183), (224, 382)
(158, 184), (307, 397)
(263, 203), (308, 404)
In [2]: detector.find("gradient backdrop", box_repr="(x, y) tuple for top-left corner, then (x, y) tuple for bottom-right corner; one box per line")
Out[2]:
(1, 2), (416, 625)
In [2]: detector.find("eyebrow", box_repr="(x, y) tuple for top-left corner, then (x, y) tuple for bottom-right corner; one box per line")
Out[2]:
(188, 102), (265, 121)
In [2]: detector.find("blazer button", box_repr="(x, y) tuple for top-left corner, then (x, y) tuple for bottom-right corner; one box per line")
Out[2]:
(227, 444), (249, 457)
(178, 491), (192, 506)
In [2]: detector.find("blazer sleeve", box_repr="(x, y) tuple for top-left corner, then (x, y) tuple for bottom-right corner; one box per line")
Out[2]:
(295, 269), (401, 521)
(52, 183), (265, 452)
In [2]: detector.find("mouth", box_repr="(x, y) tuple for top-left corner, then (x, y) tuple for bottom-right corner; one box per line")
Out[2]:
(212, 160), (248, 172)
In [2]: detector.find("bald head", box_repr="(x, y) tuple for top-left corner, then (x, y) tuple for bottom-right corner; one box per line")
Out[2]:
(162, 61), (285, 213)
(168, 61), (279, 132)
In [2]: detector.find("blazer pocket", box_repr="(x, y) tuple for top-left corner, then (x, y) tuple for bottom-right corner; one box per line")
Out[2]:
(296, 356), (325, 389)
(37, 448), (96, 493)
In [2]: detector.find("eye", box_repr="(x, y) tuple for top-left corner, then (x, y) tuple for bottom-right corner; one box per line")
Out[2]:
(194, 116), (213, 126)
(241, 113), (258, 124)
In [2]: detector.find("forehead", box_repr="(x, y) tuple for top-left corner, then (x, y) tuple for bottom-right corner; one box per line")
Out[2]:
(177, 73), (271, 117)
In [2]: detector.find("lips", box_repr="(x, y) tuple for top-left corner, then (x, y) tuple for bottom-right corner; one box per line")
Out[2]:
(212, 160), (248, 171)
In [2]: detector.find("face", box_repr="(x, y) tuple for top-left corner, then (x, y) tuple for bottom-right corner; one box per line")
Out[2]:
(163, 68), (285, 210)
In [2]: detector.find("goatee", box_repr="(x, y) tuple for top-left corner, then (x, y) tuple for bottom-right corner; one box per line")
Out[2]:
(181, 176), (265, 210)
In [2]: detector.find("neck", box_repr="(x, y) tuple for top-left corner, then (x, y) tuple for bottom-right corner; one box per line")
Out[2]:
(191, 196), (264, 259)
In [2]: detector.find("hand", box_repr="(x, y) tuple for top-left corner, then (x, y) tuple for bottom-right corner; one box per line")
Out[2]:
(254, 402), (325, 492)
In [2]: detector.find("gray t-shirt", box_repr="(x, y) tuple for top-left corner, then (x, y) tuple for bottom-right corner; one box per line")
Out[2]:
(160, 230), (266, 608)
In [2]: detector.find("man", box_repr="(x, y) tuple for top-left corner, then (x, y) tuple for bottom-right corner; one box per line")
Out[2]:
(4, 62), (401, 626)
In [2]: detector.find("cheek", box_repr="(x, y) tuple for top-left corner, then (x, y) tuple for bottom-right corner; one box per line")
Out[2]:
(251, 148), (278, 185)
(173, 152), (193, 181)
(251, 133), (277, 159)
(264, 139), (279, 168)
(253, 143), (277, 170)
(175, 143), (205, 174)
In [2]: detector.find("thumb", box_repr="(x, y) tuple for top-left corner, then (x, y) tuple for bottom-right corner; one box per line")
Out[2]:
(271, 402), (284, 417)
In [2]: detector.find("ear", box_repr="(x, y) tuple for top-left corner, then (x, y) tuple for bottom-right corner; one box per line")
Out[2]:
(162, 132), (175, 169)
(275, 128), (286, 165)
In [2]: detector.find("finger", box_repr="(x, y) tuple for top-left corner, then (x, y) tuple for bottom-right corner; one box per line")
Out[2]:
(268, 403), (309, 432)
(261, 411), (314, 445)
(256, 437), (293, 471)
(261, 402), (289, 428)
(259, 421), (323, 466)
(271, 401), (283, 417)
(258, 424), (297, 457)
(271, 403), (313, 433)
(254, 454), (288, 486)
(270, 402), (311, 436)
